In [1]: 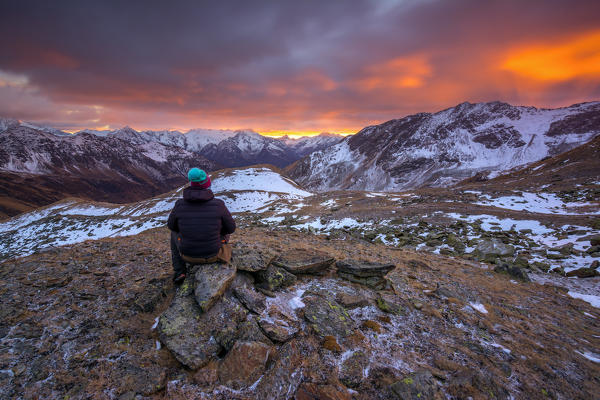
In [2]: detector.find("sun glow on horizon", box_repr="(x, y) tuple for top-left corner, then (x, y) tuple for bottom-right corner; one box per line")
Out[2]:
(58, 125), (357, 138)
(258, 129), (356, 138)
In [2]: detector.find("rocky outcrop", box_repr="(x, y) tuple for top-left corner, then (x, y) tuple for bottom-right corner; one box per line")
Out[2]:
(302, 291), (353, 338)
(474, 239), (515, 261)
(565, 266), (600, 278)
(3, 227), (597, 399)
(233, 285), (266, 313)
(255, 265), (297, 292)
(258, 304), (301, 342)
(157, 289), (221, 369)
(494, 263), (531, 282)
(194, 262), (236, 312)
(336, 260), (395, 290)
(272, 248), (335, 275)
(230, 243), (275, 272)
(217, 341), (271, 389)
(157, 246), (338, 371)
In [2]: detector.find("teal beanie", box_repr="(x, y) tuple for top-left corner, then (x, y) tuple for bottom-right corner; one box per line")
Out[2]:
(188, 168), (207, 182)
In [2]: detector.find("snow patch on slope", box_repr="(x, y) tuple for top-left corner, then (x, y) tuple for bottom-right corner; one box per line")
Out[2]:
(211, 167), (311, 197)
(0, 167), (311, 260)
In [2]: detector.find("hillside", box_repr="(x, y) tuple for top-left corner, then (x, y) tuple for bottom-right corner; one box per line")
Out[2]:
(286, 101), (600, 192)
(3, 165), (598, 277)
(0, 124), (218, 218)
(1, 165), (599, 398)
(0, 225), (598, 399)
(458, 133), (600, 193)
(0, 118), (342, 219)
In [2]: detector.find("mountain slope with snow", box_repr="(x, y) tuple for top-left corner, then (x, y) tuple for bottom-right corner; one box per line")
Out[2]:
(86, 127), (344, 168)
(286, 101), (600, 191)
(0, 166), (312, 260)
(0, 124), (218, 217)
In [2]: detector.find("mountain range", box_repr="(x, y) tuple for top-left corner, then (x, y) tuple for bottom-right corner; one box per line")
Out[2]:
(0, 123), (218, 218)
(2, 100), (599, 218)
(103, 126), (343, 168)
(0, 120), (342, 217)
(286, 101), (600, 191)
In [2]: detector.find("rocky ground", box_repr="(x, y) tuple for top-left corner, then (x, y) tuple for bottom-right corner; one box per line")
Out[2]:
(1, 225), (599, 399)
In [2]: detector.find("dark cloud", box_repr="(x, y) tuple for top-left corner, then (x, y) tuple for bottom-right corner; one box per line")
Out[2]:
(1, 0), (599, 133)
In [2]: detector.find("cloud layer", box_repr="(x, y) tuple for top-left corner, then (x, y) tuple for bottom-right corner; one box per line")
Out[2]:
(1, 0), (599, 134)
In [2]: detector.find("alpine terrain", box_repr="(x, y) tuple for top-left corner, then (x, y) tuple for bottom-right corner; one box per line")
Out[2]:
(1, 161), (598, 399)
(286, 101), (600, 192)
(0, 119), (342, 218)
(104, 127), (343, 168)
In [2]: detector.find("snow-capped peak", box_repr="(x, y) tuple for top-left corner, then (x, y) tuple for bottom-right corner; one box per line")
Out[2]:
(287, 101), (600, 192)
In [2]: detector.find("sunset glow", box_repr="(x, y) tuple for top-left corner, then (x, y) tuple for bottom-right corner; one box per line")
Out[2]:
(502, 30), (600, 81)
(1, 0), (599, 134)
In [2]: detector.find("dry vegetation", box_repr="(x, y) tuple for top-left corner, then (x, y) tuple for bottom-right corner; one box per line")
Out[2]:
(1, 224), (598, 399)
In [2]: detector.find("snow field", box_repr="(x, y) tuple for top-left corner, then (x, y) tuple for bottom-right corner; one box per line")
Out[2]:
(568, 291), (600, 309)
(475, 192), (600, 215)
(211, 167), (312, 197)
(0, 167), (313, 260)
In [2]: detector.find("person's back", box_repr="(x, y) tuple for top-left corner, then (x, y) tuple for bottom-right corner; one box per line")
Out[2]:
(167, 168), (235, 283)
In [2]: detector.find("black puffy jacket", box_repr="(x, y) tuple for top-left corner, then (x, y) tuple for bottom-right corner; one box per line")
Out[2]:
(167, 187), (236, 258)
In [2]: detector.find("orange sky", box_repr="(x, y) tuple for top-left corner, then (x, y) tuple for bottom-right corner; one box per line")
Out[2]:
(1, 0), (599, 136)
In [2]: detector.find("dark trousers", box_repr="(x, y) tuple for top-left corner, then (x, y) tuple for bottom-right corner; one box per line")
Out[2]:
(170, 231), (186, 275)
(170, 231), (232, 275)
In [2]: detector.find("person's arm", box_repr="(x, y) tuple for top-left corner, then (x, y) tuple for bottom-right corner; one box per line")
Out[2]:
(221, 203), (236, 235)
(167, 202), (179, 232)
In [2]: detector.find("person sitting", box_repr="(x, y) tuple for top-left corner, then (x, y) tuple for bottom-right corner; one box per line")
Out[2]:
(167, 168), (235, 284)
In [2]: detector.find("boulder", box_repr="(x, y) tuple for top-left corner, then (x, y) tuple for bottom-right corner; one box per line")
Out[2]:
(255, 265), (297, 292)
(586, 245), (600, 254)
(336, 260), (394, 290)
(295, 383), (352, 400)
(390, 371), (443, 400)
(494, 263), (530, 282)
(233, 285), (266, 314)
(336, 260), (395, 277)
(565, 266), (599, 278)
(235, 316), (273, 345)
(157, 294), (220, 369)
(253, 339), (314, 400)
(194, 262), (236, 312)
(376, 294), (407, 316)
(231, 244), (275, 272)
(474, 239), (515, 260)
(302, 293), (353, 338)
(335, 292), (370, 309)
(590, 235), (600, 246)
(207, 296), (250, 352)
(217, 341), (271, 390)
(158, 287), (250, 369)
(435, 286), (464, 301)
(339, 350), (369, 388)
(558, 243), (574, 256)
(272, 248), (335, 275)
(258, 304), (300, 342)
